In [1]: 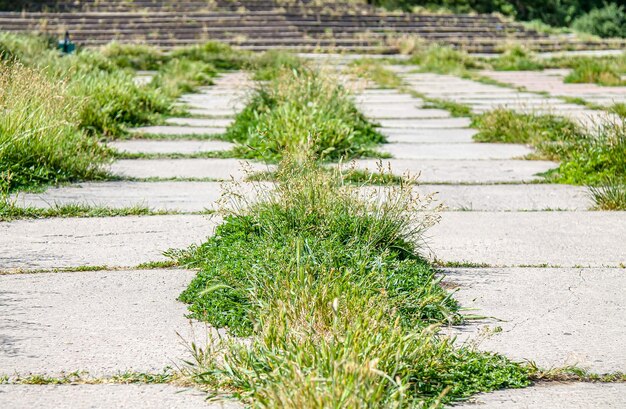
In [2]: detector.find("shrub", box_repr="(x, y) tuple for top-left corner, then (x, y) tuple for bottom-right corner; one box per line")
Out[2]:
(0, 63), (108, 192)
(572, 4), (626, 38)
(224, 67), (385, 161)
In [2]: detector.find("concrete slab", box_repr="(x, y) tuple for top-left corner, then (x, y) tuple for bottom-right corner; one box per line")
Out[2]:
(445, 267), (626, 373)
(414, 184), (591, 211)
(166, 118), (233, 127)
(379, 118), (472, 128)
(129, 126), (225, 136)
(353, 159), (555, 183)
(380, 143), (532, 160)
(455, 383), (626, 408)
(380, 128), (476, 143)
(0, 215), (218, 270)
(13, 181), (225, 212)
(429, 211), (626, 267)
(359, 105), (450, 119)
(110, 159), (272, 180)
(0, 385), (240, 409)
(0, 269), (212, 375)
(109, 140), (234, 154)
(13, 182), (590, 213)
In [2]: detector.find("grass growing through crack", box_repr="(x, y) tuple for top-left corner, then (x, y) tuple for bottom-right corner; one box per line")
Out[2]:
(224, 67), (385, 162)
(564, 58), (625, 87)
(174, 153), (530, 407)
(472, 108), (626, 208)
(347, 58), (403, 88)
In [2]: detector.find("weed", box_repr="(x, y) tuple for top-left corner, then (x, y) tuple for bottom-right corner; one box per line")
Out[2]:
(589, 180), (626, 210)
(252, 50), (304, 81)
(565, 59), (625, 87)
(224, 67), (385, 162)
(150, 59), (217, 99)
(0, 63), (109, 192)
(100, 42), (165, 70)
(348, 58), (403, 88)
(610, 103), (626, 119)
(176, 153), (530, 406)
(169, 41), (250, 71)
(409, 44), (482, 75)
(489, 45), (543, 71)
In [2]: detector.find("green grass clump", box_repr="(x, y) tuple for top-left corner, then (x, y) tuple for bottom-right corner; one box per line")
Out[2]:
(252, 50), (304, 81)
(565, 59), (625, 86)
(224, 67), (385, 162)
(409, 44), (481, 75)
(589, 181), (626, 210)
(471, 108), (580, 149)
(0, 63), (109, 192)
(100, 42), (165, 70)
(609, 103), (626, 119)
(490, 45), (544, 71)
(348, 58), (403, 88)
(472, 108), (626, 208)
(177, 155), (530, 406)
(169, 41), (250, 71)
(150, 59), (217, 98)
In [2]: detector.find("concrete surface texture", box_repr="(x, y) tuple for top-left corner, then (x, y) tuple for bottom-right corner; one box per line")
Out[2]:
(0, 269), (208, 375)
(0, 215), (219, 270)
(454, 383), (626, 408)
(0, 385), (242, 409)
(445, 268), (626, 372)
(3, 62), (625, 407)
(14, 182), (591, 212)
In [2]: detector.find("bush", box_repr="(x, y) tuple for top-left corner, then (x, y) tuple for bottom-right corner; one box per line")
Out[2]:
(224, 67), (385, 161)
(169, 41), (250, 70)
(572, 4), (626, 38)
(0, 63), (108, 192)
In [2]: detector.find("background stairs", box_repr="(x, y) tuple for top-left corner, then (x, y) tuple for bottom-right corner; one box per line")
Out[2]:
(1, 0), (624, 52)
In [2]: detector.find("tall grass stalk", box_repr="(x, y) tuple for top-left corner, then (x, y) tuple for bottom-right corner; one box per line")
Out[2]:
(0, 63), (109, 192)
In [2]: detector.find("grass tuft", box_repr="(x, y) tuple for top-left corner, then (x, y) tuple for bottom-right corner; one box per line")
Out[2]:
(176, 153), (531, 406)
(224, 67), (385, 162)
(565, 59), (625, 86)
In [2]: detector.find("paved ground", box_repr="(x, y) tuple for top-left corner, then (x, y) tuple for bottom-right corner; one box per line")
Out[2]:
(480, 69), (626, 107)
(3, 64), (625, 407)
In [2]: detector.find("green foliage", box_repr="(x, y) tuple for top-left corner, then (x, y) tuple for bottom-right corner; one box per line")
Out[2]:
(0, 63), (109, 192)
(179, 155), (531, 406)
(409, 44), (480, 75)
(589, 181), (626, 210)
(348, 58), (403, 88)
(252, 50), (304, 81)
(490, 45), (543, 71)
(150, 59), (217, 98)
(572, 4), (626, 38)
(169, 41), (250, 71)
(100, 42), (165, 70)
(224, 67), (385, 162)
(472, 108), (580, 148)
(472, 109), (626, 193)
(610, 103), (626, 119)
(565, 59), (625, 87)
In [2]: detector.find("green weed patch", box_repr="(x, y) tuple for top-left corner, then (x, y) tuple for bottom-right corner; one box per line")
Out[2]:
(224, 68), (385, 162)
(176, 155), (531, 406)
(472, 109), (626, 208)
